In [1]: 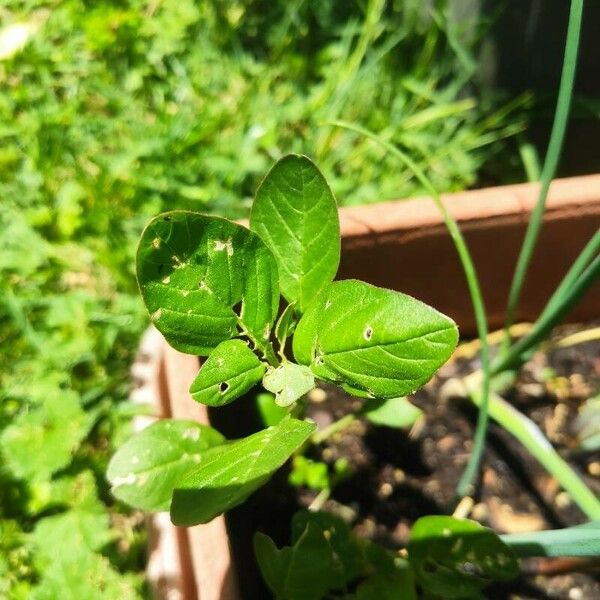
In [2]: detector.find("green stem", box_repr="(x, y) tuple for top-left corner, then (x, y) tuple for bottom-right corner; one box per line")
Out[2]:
(312, 414), (356, 445)
(539, 228), (600, 321)
(327, 119), (490, 499)
(492, 253), (600, 375)
(502, 0), (584, 350)
(469, 389), (600, 520)
(236, 316), (279, 367)
(308, 488), (331, 512)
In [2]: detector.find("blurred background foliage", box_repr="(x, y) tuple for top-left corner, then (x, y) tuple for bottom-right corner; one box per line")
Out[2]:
(0, 0), (580, 596)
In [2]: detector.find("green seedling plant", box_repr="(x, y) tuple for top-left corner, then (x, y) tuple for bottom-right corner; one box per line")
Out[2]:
(109, 150), (600, 598)
(109, 154), (459, 528)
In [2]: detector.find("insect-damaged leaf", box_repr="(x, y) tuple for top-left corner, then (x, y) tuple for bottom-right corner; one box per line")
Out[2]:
(190, 339), (265, 406)
(408, 516), (518, 598)
(250, 154), (340, 314)
(137, 211), (279, 355)
(107, 420), (225, 512)
(293, 280), (458, 398)
(263, 361), (315, 407)
(171, 418), (315, 525)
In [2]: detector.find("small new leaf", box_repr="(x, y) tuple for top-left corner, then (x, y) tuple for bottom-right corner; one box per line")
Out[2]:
(250, 155), (340, 313)
(171, 418), (315, 525)
(137, 211), (278, 355)
(294, 280), (458, 398)
(190, 339), (266, 406)
(107, 420), (225, 512)
(263, 362), (315, 407)
(362, 397), (423, 429)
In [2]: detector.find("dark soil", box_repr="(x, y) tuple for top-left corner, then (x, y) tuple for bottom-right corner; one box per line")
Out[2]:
(209, 325), (600, 600)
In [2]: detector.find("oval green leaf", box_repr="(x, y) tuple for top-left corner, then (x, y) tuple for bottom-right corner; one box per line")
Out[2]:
(107, 419), (225, 511)
(171, 418), (315, 525)
(137, 211), (279, 355)
(190, 339), (266, 406)
(250, 155), (340, 313)
(362, 396), (423, 429)
(294, 280), (458, 398)
(408, 516), (519, 598)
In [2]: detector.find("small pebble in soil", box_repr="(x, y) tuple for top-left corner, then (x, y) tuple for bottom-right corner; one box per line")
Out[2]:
(311, 408), (333, 429)
(393, 469), (406, 484)
(378, 482), (393, 499)
(587, 461), (600, 477)
(568, 587), (583, 600)
(555, 491), (572, 509)
(308, 387), (328, 403)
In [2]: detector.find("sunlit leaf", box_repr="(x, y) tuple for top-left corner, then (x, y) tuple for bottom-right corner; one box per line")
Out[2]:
(250, 155), (340, 313)
(294, 280), (458, 398)
(107, 420), (225, 512)
(189, 339), (266, 406)
(263, 361), (315, 407)
(137, 211), (279, 355)
(171, 418), (315, 525)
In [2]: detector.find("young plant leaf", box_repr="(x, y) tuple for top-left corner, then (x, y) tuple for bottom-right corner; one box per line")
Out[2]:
(362, 397), (423, 429)
(355, 543), (417, 599)
(294, 280), (458, 398)
(256, 392), (289, 427)
(107, 420), (225, 512)
(250, 154), (340, 313)
(189, 339), (266, 406)
(408, 516), (518, 598)
(254, 523), (336, 600)
(291, 510), (367, 586)
(137, 211), (278, 355)
(263, 361), (316, 407)
(170, 418), (315, 525)
(288, 456), (330, 491)
(275, 302), (298, 349)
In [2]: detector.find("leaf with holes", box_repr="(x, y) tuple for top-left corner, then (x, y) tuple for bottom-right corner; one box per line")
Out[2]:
(263, 361), (315, 407)
(190, 339), (266, 406)
(362, 397), (423, 429)
(107, 420), (225, 512)
(250, 154), (340, 313)
(137, 211), (279, 355)
(170, 418), (315, 525)
(293, 280), (458, 398)
(408, 516), (518, 598)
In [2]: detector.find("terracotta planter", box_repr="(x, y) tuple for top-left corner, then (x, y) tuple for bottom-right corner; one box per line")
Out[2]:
(134, 174), (600, 599)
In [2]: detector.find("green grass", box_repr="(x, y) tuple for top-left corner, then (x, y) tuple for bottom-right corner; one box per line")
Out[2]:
(0, 1), (531, 596)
